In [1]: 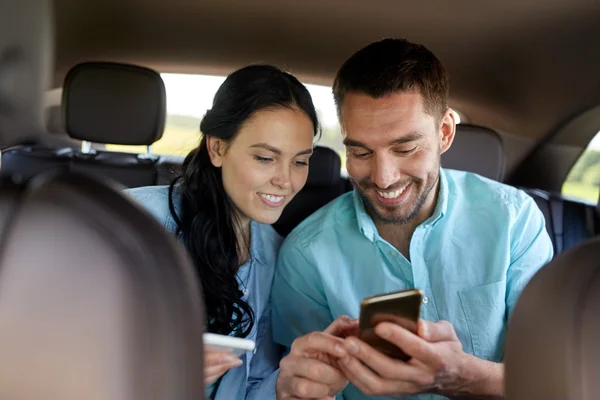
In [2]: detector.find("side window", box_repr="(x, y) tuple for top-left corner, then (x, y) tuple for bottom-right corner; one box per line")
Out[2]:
(562, 130), (600, 203)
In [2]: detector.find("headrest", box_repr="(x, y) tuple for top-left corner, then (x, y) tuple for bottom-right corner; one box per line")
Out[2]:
(505, 237), (600, 399)
(63, 62), (166, 145)
(0, 171), (205, 400)
(308, 146), (342, 186)
(441, 124), (505, 181)
(0, 0), (53, 146)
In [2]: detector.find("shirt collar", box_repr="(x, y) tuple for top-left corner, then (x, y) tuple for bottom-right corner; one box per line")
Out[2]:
(353, 167), (449, 242)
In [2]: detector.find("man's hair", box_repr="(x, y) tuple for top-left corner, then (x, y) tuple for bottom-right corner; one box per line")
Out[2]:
(333, 38), (449, 120)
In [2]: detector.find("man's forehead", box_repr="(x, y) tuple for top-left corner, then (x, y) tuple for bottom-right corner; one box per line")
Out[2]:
(341, 92), (434, 139)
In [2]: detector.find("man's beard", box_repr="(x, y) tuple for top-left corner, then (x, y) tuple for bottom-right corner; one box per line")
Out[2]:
(353, 168), (440, 225)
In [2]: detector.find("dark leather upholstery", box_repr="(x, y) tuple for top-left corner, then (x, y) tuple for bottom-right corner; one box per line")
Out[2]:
(442, 124), (505, 181)
(505, 237), (600, 400)
(273, 146), (349, 236)
(63, 62), (166, 145)
(1, 62), (168, 187)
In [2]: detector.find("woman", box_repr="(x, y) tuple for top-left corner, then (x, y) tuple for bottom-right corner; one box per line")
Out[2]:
(126, 65), (319, 399)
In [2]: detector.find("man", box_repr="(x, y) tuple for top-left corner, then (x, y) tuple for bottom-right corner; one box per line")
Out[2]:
(271, 38), (553, 399)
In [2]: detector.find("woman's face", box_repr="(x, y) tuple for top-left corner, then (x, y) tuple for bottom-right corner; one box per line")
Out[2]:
(207, 107), (315, 225)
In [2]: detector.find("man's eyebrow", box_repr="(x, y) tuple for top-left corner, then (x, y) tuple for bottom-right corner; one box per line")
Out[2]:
(342, 139), (369, 149)
(389, 132), (425, 145)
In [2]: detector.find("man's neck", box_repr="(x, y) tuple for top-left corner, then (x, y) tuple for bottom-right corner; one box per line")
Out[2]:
(375, 179), (441, 260)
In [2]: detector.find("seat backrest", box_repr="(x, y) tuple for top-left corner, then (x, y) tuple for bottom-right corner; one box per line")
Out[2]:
(0, 171), (206, 400)
(273, 146), (349, 236)
(1, 62), (167, 188)
(505, 237), (600, 399)
(442, 124), (505, 181)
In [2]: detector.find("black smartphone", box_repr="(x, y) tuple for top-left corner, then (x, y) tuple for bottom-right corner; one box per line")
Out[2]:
(358, 288), (423, 361)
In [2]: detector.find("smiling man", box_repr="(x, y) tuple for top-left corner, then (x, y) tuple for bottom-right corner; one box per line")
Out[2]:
(271, 39), (553, 400)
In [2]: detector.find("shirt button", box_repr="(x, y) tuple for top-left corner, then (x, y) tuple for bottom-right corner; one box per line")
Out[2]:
(243, 289), (248, 295)
(422, 296), (429, 305)
(391, 251), (398, 257)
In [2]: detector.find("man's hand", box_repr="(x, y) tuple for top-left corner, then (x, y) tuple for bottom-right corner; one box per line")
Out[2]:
(337, 319), (504, 399)
(276, 315), (359, 400)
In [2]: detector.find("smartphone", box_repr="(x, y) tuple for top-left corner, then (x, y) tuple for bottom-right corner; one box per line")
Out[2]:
(203, 333), (256, 357)
(358, 288), (423, 361)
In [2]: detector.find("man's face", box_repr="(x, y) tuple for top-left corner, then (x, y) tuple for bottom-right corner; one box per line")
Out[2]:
(342, 92), (455, 224)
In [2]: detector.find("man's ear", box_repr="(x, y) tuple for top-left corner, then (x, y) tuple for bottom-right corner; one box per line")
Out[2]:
(439, 108), (457, 155)
(206, 136), (227, 167)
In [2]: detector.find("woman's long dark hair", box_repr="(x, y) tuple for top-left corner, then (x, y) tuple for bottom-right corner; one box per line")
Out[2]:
(168, 65), (319, 337)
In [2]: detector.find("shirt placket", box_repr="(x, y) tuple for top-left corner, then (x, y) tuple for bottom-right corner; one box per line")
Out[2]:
(410, 225), (440, 322)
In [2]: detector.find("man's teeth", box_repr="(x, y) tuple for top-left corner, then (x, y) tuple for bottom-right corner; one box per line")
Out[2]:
(377, 186), (407, 199)
(260, 194), (284, 203)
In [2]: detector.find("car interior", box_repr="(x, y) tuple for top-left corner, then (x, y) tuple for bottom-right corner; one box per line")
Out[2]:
(0, 0), (599, 398)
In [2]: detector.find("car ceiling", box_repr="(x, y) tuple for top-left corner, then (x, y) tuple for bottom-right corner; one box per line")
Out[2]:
(53, 0), (600, 143)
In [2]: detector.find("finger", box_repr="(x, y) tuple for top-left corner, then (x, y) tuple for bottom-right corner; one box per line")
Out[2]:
(375, 323), (442, 368)
(337, 355), (411, 396)
(204, 351), (237, 367)
(418, 320), (458, 342)
(325, 315), (359, 338)
(204, 359), (243, 383)
(342, 337), (434, 385)
(291, 332), (347, 359)
(282, 376), (330, 398)
(280, 355), (345, 387)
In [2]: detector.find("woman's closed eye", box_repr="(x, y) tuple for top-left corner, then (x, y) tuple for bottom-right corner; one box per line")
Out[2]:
(253, 155), (274, 164)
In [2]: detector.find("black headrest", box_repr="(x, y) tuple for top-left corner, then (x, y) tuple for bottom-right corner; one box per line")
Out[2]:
(0, 0), (52, 146)
(308, 146), (341, 186)
(441, 124), (505, 181)
(63, 62), (166, 145)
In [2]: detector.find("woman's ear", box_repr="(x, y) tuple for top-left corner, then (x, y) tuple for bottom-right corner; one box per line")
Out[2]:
(206, 136), (227, 167)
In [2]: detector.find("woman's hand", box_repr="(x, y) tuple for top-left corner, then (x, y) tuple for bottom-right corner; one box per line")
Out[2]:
(204, 350), (244, 385)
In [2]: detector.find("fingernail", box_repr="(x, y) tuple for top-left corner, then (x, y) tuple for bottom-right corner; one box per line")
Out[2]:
(335, 344), (347, 356)
(345, 339), (359, 354)
(222, 355), (237, 364)
(231, 359), (243, 367)
(377, 326), (391, 339)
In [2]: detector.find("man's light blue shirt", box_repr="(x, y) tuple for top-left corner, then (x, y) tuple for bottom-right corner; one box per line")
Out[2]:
(125, 185), (281, 400)
(271, 168), (554, 400)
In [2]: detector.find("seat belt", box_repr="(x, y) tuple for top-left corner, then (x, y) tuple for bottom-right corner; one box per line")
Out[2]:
(549, 197), (564, 254)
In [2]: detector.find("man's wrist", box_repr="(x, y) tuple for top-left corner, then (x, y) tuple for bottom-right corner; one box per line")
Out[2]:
(442, 354), (504, 399)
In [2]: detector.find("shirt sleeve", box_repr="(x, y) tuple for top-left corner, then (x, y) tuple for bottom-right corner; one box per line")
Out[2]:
(245, 304), (281, 400)
(270, 238), (334, 348)
(506, 194), (554, 320)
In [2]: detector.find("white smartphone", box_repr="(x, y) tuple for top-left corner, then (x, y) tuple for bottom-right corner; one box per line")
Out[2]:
(203, 333), (256, 357)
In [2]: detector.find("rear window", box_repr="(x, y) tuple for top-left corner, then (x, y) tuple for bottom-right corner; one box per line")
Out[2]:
(562, 130), (600, 203)
(105, 73), (346, 164)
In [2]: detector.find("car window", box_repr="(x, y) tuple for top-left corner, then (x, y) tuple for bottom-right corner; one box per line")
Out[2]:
(105, 73), (462, 175)
(562, 130), (600, 203)
(105, 73), (346, 166)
